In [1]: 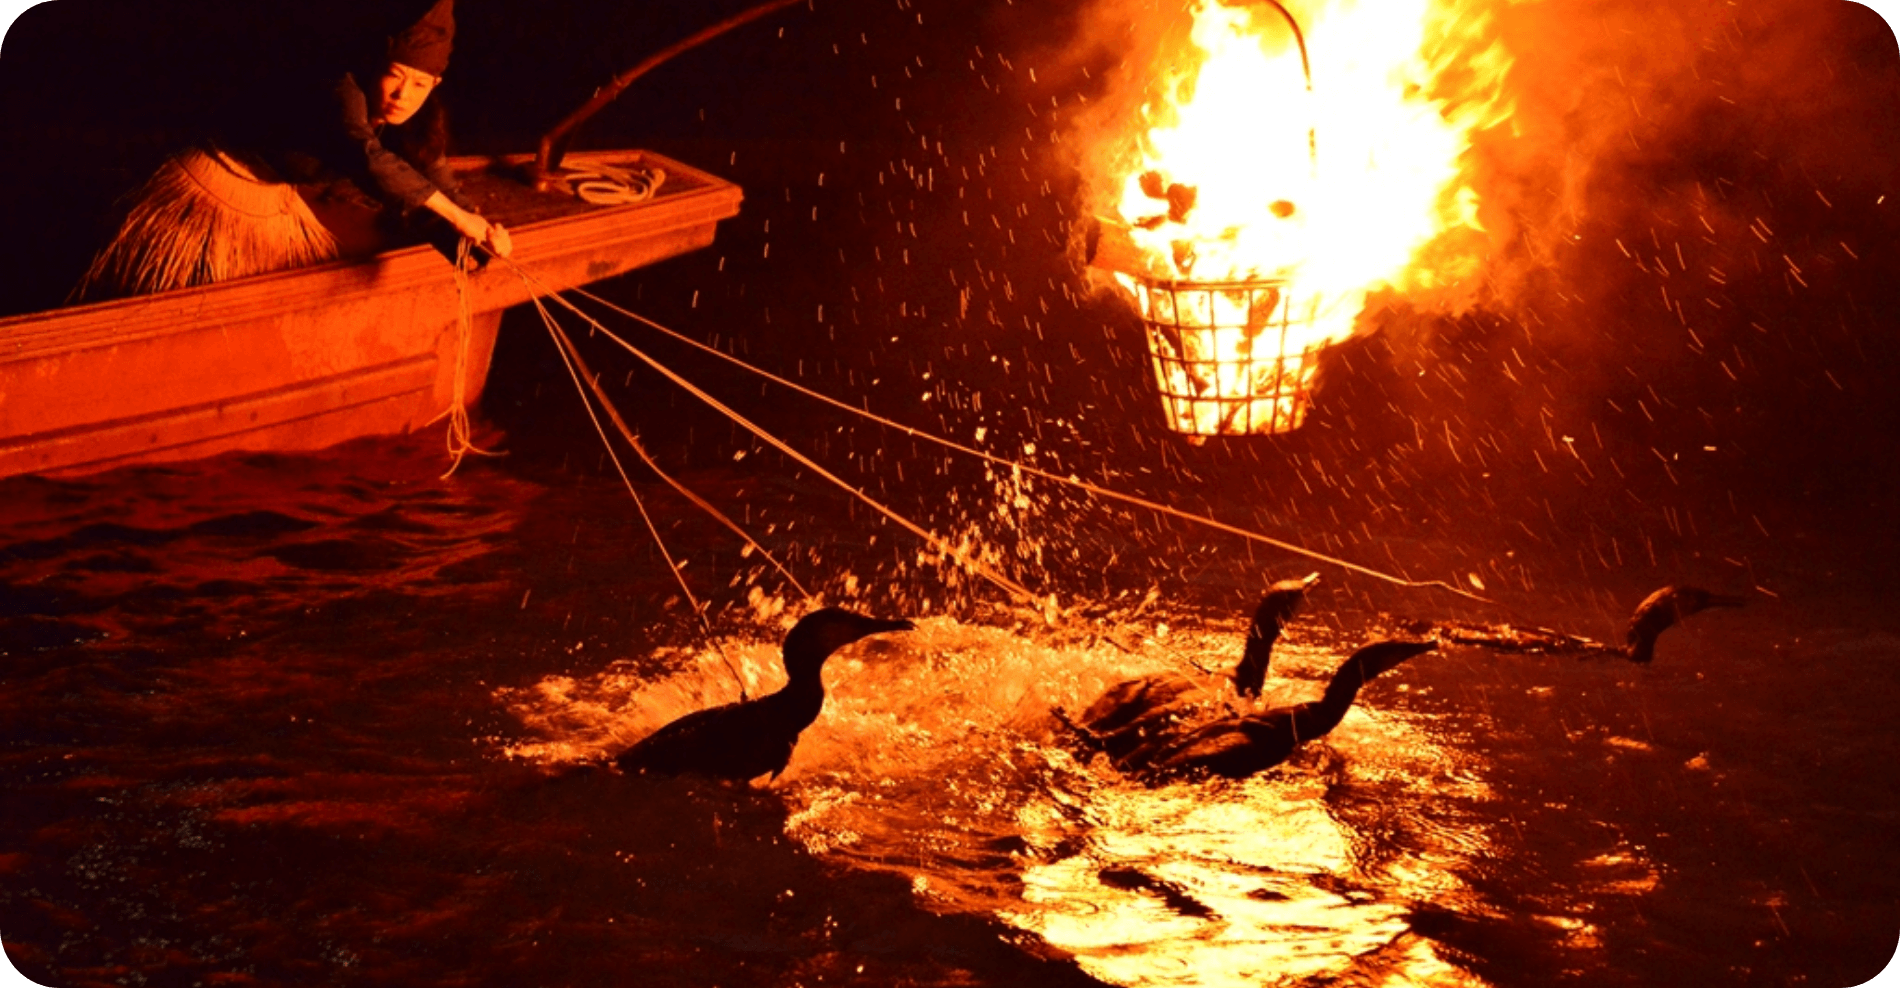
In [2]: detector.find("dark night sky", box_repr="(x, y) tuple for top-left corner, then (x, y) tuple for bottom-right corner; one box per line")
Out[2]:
(1, 0), (1896, 602)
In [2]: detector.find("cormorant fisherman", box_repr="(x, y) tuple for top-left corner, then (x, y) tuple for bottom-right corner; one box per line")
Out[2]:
(616, 608), (913, 783)
(1057, 574), (1319, 762)
(1122, 639), (1438, 781)
(74, 0), (513, 302)
(1625, 586), (1744, 664)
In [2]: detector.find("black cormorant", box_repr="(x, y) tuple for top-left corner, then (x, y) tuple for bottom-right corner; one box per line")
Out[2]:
(1058, 574), (1319, 761)
(616, 608), (913, 782)
(1123, 639), (1437, 781)
(1625, 586), (1743, 664)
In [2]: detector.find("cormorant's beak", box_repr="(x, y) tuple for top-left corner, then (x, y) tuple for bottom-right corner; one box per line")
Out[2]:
(846, 617), (914, 653)
(1704, 593), (1747, 609)
(864, 617), (916, 635)
(1267, 572), (1321, 594)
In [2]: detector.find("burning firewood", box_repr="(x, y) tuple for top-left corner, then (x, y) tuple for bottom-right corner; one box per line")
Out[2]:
(1081, 0), (1508, 438)
(1084, 215), (1161, 279)
(1134, 170), (1199, 228)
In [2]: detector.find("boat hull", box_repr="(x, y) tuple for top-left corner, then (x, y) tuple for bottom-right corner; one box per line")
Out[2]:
(0, 150), (740, 478)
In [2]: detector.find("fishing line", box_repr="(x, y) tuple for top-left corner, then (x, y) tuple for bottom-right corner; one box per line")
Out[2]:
(550, 281), (1492, 605)
(528, 291), (752, 698)
(503, 259), (1045, 611)
(544, 305), (812, 600)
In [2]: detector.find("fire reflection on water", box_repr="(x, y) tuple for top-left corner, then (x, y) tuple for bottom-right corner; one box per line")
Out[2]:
(1007, 782), (1432, 987)
(502, 615), (1547, 986)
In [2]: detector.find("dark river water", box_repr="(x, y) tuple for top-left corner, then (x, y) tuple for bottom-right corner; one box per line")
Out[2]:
(1, 423), (1894, 988)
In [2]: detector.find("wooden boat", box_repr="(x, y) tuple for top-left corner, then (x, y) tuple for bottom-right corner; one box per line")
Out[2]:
(0, 149), (741, 479)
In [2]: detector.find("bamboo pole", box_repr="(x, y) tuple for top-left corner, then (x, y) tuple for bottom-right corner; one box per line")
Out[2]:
(532, 0), (804, 188)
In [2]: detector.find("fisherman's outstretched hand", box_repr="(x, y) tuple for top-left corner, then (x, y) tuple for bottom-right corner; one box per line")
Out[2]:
(484, 222), (512, 258)
(453, 216), (511, 261)
(456, 218), (511, 265)
(427, 191), (512, 265)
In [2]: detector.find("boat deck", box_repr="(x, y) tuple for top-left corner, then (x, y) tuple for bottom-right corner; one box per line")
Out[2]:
(464, 154), (716, 226)
(308, 152), (719, 262)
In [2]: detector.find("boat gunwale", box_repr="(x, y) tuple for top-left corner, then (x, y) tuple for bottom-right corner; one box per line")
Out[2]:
(0, 150), (741, 365)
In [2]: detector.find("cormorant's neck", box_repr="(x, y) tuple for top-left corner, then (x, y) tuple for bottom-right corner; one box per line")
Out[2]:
(768, 656), (831, 732)
(1291, 652), (1385, 738)
(1232, 619), (1282, 697)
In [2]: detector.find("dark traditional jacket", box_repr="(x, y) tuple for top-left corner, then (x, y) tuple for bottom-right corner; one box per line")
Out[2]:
(271, 72), (474, 217)
(329, 72), (475, 214)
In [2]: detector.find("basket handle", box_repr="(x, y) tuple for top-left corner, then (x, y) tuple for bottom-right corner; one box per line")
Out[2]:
(1234, 0), (1316, 173)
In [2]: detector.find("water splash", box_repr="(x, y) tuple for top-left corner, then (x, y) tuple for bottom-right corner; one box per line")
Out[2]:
(500, 611), (1504, 985)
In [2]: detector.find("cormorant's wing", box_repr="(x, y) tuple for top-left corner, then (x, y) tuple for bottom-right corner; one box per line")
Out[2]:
(1148, 710), (1307, 780)
(1169, 726), (1256, 762)
(1146, 722), (1257, 777)
(1080, 673), (1198, 734)
(616, 700), (752, 775)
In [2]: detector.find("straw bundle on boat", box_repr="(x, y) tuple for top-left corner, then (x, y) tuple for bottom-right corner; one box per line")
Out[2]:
(72, 147), (337, 302)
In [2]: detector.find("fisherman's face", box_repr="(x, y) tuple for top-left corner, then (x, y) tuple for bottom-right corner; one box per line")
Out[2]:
(376, 62), (440, 126)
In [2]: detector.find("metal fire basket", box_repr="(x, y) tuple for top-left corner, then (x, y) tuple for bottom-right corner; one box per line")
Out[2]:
(1119, 0), (1322, 439)
(1131, 277), (1324, 437)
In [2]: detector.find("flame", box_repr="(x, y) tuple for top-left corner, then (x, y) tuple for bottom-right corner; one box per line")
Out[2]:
(1098, 0), (1511, 434)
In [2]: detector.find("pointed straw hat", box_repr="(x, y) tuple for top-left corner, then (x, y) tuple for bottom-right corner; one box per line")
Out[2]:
(388, 0), (455, 76)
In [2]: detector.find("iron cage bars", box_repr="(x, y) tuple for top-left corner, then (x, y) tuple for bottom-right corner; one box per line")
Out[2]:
(1132, 276), (1324, 437)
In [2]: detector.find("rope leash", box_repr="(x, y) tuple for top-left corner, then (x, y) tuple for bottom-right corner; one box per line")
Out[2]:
(432, 239), (504, 478)
(544, 308), (811, 600)
(527, 289), (752, 699)
(553, 281), (1493, 605)
(499, 257), (1047, 612)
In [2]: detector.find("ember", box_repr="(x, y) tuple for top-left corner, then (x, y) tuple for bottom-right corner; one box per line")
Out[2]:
(1086, 0), (1510, 436)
